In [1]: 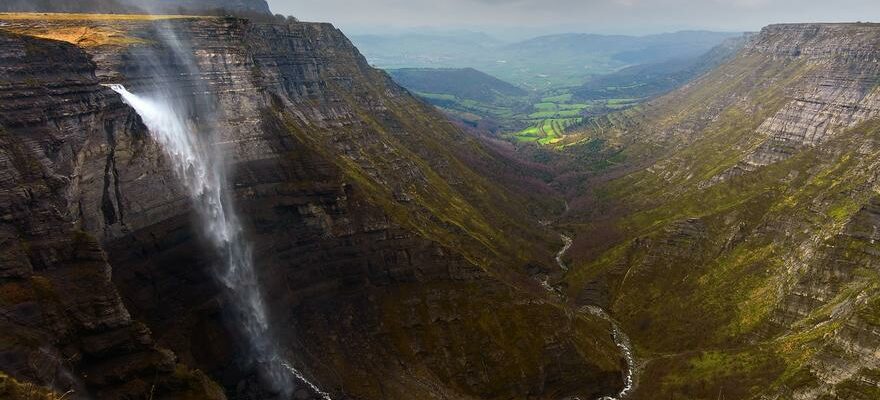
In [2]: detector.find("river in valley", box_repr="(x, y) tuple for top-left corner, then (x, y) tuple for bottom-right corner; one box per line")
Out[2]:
(553, 234), (636, 400)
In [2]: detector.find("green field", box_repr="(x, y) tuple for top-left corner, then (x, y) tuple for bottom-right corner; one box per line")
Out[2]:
(424, 89), (643, 146)
(500, 91), (642, 146)
(500, 90), (590, 145)
(512, 118), (582, 144)
(399, 72), (646, 147)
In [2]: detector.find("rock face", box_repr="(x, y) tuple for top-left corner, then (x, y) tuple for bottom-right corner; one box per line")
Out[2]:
(0, 31), (225, 400)
(561, 23), (880, 400)
(0, 15), (624, 400)
(717, 24), (880, 181)
(0, 0), (272, 16)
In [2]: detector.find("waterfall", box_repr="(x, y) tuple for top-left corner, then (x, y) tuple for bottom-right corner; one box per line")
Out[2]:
(107, 83), (330, 399)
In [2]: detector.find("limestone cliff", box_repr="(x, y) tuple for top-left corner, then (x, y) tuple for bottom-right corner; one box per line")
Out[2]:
(0, 30), (225, 400)
(0, 14), (624, 400)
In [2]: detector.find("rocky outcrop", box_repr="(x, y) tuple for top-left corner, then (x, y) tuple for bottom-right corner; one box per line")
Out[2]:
(715, 24), (880, 182)
(746, 24), (880, 60)
(0, 15), (625, 400)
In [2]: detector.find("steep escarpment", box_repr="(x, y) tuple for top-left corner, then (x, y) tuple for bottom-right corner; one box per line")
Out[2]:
(0, 14), (625, 400)
(561, 23), (880, 399)
(716, 24), (880, 182)
(0, 31), (224, 400)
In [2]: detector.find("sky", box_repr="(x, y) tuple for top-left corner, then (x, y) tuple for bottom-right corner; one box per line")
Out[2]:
(266, 0), (880, 37)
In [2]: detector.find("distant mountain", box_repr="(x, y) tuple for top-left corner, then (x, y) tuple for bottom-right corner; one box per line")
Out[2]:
(388, 67), (528, 103)
(350, 31), (504, 69)
(512, 31), (741, 64)
(0, 0), (272, 15)
(573, 35), (748, 101)
(354, 30), (742, 88)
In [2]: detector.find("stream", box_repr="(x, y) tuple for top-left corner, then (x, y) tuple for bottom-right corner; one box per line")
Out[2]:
(553, 234), (636, 400)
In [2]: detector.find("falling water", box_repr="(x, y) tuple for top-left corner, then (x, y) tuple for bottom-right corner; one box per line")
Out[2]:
(107, 84), (330, 400)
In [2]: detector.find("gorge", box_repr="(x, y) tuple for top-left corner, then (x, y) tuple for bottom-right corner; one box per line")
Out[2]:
(0, 11), (623, 400)
(0, 3), (880, 400)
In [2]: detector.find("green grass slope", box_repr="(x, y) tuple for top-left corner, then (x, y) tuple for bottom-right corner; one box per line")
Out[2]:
(388, 67), (528, 103)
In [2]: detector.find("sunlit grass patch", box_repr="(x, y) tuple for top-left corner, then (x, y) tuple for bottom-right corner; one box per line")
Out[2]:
(511, 118), (583, 144)
(2, 25), (146, 47)
(0, 371), (67, 400)
(541, 93), (573, 103)
(0, 12), (214, 47)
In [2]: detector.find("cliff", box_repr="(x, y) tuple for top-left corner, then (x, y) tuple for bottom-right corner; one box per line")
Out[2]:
(560, 23), (880, 399)
(0, 13), (624, 400)
(0, 29), (225, 400)
(0, 0), (272, 16)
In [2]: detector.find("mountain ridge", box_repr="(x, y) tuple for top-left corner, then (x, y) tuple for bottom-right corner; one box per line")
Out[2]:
(352, 29), (741, 88)
(388, 67), (528, 101)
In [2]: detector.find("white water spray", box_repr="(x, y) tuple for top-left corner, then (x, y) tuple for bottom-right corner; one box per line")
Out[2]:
(109, 84), (330, 400)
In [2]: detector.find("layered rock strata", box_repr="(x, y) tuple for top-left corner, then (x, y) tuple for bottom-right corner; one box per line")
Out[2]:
(0, 15), (625, 400)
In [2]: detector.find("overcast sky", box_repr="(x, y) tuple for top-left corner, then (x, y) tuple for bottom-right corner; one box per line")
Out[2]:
(266, 0), (880, 36)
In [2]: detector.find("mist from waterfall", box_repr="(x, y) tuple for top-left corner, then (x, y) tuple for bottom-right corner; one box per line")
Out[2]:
(107, 21), (330, 400)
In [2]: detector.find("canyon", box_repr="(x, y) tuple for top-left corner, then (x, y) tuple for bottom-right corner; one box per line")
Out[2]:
(0, 12), (622, 400)
(557, 22), (880, 400)
(0, 5), (879, 400)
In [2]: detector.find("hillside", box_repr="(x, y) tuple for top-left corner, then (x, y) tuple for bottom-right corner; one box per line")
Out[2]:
(508, 30), (739, 64)
(350, 30), (503, 67)
(557, 22), (880, 399)
(389, 67), (528, 103)
(386, 67), (533, 134)
(573, 35), (746, 102)
(363, 30), (743, 146)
